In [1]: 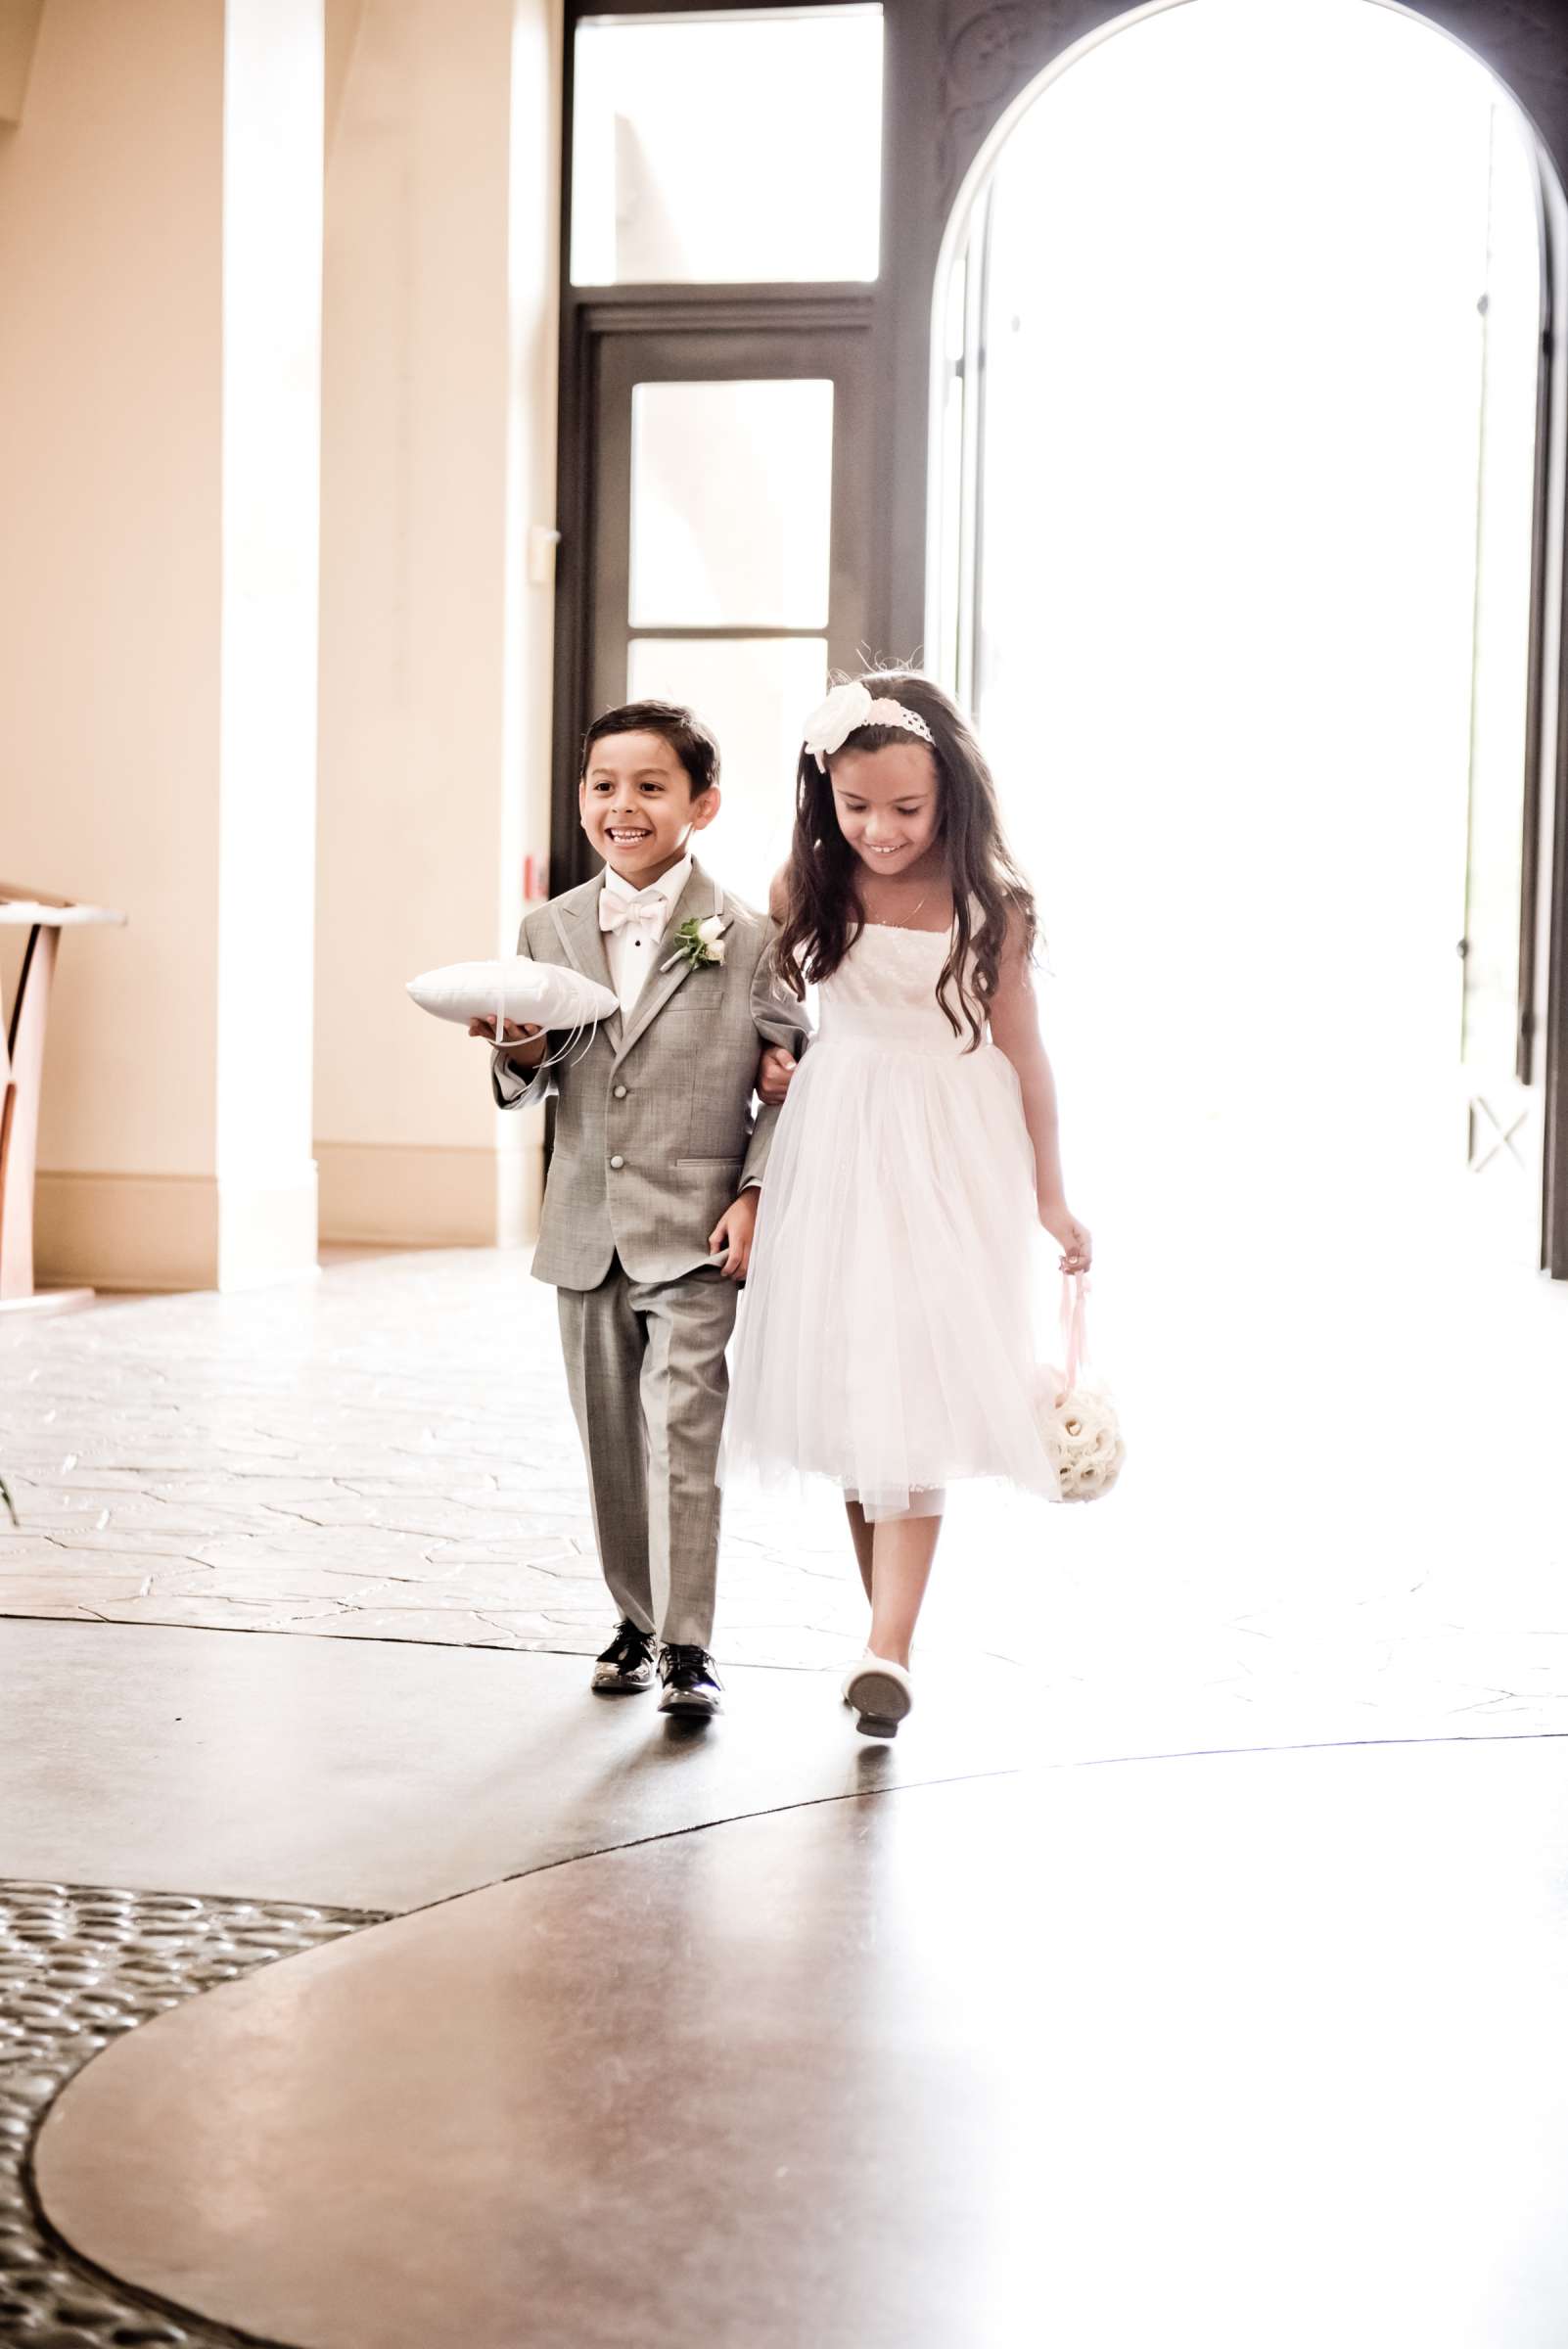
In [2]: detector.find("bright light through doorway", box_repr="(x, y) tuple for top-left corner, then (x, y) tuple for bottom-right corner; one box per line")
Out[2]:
(941, 0), (1545, 1286)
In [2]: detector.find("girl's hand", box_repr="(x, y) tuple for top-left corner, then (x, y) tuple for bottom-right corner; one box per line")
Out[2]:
(467, 1017), (537, 1045)
(709, 1190), (760, 1281)
(1040, 1200), (1092, 1276)
(757, 1044), (797, 1106)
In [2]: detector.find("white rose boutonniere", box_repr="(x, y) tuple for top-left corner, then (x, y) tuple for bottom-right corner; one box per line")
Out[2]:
(661, 914), (731, 975)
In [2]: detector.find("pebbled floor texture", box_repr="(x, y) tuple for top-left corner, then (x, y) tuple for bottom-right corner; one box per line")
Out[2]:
(0, 1883), (380, 2347)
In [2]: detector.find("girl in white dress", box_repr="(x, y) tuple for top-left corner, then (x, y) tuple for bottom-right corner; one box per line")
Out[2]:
(721, 672), (1091, 1737)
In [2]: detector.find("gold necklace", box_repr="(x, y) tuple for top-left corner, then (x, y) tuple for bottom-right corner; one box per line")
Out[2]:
(862, 870), (940, 929)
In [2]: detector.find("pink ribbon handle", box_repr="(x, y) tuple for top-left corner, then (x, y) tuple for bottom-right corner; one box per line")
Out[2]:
(1059, 1271), (1089, 1393)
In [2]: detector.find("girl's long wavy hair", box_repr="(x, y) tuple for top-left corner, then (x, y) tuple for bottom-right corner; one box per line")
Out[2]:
(771, 671), (1036, 1049)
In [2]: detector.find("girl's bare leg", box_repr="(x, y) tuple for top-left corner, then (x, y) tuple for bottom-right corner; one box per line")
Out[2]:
(845, 1497), (875, 1605)
(867, 1509), (943, 1670)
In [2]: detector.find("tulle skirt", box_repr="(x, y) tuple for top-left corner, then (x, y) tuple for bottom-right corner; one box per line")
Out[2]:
(720, 1033), (1061, 1518)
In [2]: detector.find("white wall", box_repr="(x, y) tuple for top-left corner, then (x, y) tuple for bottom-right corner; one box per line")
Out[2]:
(314, 0), (559, 1247)
(216, 0), (325, 1286)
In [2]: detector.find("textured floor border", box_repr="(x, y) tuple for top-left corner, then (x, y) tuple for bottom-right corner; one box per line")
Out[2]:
(2, 1881), (383, 2347)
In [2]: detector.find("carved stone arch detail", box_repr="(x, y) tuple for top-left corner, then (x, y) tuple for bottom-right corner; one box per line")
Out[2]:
(930, 0), (1568, 1277)
(939, 2), (1568, 214)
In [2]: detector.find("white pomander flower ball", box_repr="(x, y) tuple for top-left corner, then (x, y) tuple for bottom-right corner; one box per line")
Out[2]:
(1035, 1366), (1126, 1502)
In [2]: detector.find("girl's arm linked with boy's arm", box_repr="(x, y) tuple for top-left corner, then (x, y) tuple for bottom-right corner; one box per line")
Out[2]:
(715, 896), (812, 1274)
(756, 867), (807, 1105)
(988, 920), (1092, 1276)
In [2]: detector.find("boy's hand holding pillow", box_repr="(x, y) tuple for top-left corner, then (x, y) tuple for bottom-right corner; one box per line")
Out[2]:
(407, 955), (619, 1035)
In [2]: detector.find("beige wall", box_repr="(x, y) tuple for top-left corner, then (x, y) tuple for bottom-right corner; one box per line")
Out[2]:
(314, 0), (559, 1247)
(0, 2), (46, 122)
(0, 0), (224, 1224)
(1, 0), (558, 1287)
(0, 0), (324, 1291)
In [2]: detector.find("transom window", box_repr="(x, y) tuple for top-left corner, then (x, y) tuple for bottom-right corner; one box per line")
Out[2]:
(570, 6), (884, 286)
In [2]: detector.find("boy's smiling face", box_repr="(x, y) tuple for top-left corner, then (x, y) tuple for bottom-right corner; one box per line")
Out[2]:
(579, 729), (718, 888)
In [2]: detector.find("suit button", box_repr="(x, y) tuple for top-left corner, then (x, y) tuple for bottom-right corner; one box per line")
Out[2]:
(613, 1083), (627, 1099)
(609, 1155), (625, 1170)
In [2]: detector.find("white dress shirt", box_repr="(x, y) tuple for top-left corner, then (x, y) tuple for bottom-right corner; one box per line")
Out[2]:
(490, 855), (692, 1107)
(599, 852), (692, 1019)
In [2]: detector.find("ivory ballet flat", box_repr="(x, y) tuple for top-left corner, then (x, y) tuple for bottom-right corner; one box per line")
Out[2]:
(845, 1654), (913, 1739)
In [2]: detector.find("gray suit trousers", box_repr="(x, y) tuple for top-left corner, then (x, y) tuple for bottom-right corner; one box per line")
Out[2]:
(557, 1257), (738, 1651)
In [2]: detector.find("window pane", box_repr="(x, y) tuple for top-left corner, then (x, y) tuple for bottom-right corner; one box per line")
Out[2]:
(572, 9), (883, 286)
(630, 381), (834, 628)
(1460, 109), (1540, 1075)
(627, 636), (827, 906)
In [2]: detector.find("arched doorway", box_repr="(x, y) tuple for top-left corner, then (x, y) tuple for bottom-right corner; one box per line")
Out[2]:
(931, 0), (1563, 1289)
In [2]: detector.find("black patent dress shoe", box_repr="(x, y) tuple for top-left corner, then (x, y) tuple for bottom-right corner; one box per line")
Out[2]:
(591, 1619), (657, 1693)
(657, 1643), (723, 1718)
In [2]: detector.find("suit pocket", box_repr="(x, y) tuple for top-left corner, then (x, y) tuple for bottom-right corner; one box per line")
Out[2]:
(675, 1156), (744, 1172)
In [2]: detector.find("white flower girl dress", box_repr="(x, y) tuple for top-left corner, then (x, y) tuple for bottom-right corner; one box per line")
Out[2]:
(721, 922), (1061, 1519)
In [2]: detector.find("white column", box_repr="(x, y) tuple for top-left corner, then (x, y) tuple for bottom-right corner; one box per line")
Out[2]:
(216, 0), (325, 1286)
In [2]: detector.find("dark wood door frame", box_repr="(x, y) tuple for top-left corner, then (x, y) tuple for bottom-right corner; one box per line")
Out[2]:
(891, 0), (1568, 1279)
(552, 0), (895, 896)
(552, 287), (874, 891)
(553, 0), (1568, 1272)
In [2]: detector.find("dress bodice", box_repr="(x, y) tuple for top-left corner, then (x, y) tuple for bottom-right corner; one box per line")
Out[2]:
(816, 924), (975, 1055)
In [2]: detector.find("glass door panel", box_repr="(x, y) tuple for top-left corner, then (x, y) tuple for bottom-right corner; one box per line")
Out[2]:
(629, 636), (829, 903)
(630, 380), (835, 628)
(571, 7), (884, 287)
(589, 326), (871, 907)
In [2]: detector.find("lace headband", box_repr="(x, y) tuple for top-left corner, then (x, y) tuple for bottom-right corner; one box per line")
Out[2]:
(803, 681), (937, 772)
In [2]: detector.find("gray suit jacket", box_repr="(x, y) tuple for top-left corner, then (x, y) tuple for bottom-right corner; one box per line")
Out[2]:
(492, 860), (806, 1290)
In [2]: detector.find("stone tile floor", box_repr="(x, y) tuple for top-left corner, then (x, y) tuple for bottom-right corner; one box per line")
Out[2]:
(0, 1251), (866, 1670)
(1, 1238), (1566, 1758)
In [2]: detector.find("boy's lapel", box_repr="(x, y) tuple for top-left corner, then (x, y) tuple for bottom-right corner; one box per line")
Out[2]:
(550, 879), (622, 1048)
(615, 862), (724, 1064)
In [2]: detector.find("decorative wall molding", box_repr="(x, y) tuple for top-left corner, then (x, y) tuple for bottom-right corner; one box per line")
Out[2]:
(315, 1137), (540, 1250)
(35, 1169), (321, 1294)
(35, 1172), (221, 1294)
(940, 1), (1108, 209)
(1419, 2), (1568, 137)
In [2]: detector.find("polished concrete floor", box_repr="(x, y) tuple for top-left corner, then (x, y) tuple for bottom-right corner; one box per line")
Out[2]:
(2, 1248), (1567, 2346)
(32, 1742), (1568, 2349)
(0, 1615), (1028, 1911)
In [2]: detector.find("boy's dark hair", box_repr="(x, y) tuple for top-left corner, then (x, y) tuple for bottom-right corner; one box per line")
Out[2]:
(579, 700), (719, 800)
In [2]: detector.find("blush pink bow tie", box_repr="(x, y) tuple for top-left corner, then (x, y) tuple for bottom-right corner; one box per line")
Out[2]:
(599, 890), (668, 935)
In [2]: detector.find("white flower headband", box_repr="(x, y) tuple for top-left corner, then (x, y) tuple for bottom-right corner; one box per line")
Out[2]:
(802, 680), (937, 772)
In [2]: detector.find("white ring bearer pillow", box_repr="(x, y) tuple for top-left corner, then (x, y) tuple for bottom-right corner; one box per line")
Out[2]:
(407, 956), (619, 1036)
(1036, 1272), (1126, 1502)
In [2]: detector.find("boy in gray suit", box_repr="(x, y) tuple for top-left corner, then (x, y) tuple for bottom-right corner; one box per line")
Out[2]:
(474, 701), (802, 1718)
